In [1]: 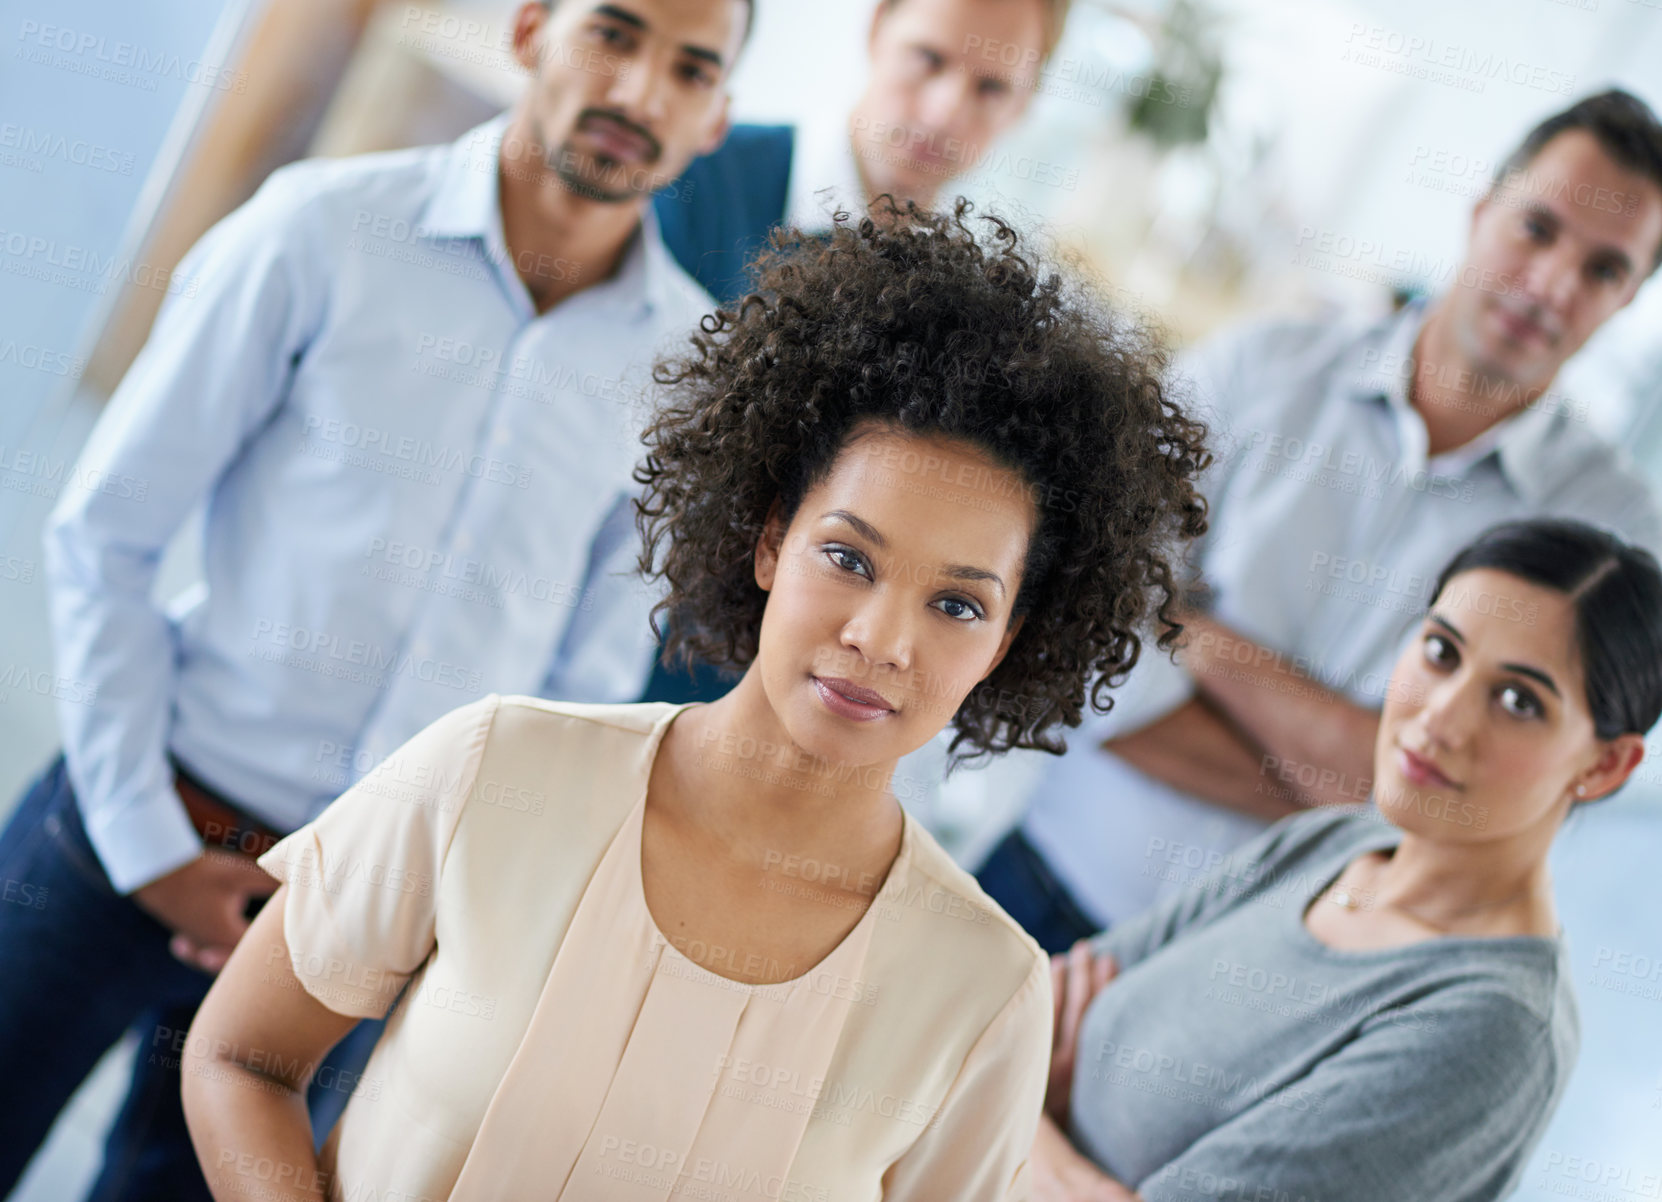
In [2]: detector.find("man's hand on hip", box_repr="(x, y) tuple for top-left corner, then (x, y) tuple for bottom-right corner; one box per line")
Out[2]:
(131, 849), (278, 973)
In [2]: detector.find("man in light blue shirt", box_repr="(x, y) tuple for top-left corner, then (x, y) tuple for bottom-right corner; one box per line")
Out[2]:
(977, 89), (1662, 953)
(0, 1), (752, 1196)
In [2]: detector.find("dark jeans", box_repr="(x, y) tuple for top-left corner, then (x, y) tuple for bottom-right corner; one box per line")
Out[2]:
(0, 755), (381, 1201)
(976, 828), (1102, 956)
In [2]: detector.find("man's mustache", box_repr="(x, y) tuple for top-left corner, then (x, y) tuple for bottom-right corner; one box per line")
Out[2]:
(573, 108), (662, 163)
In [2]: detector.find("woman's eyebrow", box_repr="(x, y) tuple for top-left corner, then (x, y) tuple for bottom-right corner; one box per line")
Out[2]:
(1503, 663), (1561, 698)
(1428, 613), (1465, 644)
(823, 510), (1006, 597)
(941, 564), (1006, 598)
(825, 509), (886, 548)
(1430, 612), (1560, 697)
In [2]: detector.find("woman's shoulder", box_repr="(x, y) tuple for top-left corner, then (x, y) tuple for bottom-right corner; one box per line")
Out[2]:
(873, 818), (1049, 1010)
(1252, 804), (1403, 876)
(475, 696), (686, 767)
(1190, 804), (1392, 908)
(417, 697), (687, 832)
(1413, 932), (1581, 1045)
(1393, 968), (1581, 1101)
(490, 695), (687, 736)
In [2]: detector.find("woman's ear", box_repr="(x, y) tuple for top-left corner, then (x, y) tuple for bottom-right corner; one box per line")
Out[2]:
(753, 499), (787, 592)
(1571, 733), (1647, 803)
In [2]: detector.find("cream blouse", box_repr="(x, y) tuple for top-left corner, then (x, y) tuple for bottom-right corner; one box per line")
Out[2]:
(257, 695), (1051, 1201)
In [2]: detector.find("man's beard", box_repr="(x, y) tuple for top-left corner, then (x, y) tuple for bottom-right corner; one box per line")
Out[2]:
(549, 143), (641, 204)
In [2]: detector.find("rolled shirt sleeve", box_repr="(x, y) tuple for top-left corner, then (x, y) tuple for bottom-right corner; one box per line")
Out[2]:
(880, 954), (1053, 1200)
(258, 696), (498, 1019)
(43, 166), (326, 893)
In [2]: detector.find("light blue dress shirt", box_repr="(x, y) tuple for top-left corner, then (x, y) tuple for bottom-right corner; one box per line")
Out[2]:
(43, 115), (714, 892)
(1017, 300), (1662, 926)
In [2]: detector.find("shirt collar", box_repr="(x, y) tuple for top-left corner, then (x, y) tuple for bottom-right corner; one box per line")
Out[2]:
(1345, 296), (1566, 500)
(419, 113), (508, 245)
(1344, 298), (1429, 416)
(418, 111), (679, 319)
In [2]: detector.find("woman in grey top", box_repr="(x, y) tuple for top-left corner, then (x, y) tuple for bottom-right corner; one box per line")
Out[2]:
(1030, 518), (1662, 1201)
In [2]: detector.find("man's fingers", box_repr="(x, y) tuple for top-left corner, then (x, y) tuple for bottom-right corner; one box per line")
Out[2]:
(194, 945), (233, 973)
(1094, 952), (1118, 992)
(169, 933), (231, 973)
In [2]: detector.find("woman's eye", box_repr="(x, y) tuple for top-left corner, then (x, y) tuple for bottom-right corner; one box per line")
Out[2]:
(933, 596), (983, 622)
(1422, 633), (1457, 667)
(1498, 684), (1542, 719)
(825, 547), (870, 579)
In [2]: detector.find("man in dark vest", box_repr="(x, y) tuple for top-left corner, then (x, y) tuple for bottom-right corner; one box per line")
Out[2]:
(654, 0), (1073, 304)
(643, 0), (1071, 702)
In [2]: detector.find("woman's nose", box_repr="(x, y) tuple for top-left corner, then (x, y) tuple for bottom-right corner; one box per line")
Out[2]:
(1418, 674), (1480, 749)
(841, 592), (914, 673)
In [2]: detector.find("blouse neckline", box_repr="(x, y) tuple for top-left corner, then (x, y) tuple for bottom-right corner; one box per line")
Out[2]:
(1287, 818), (1562, 961)
(626, 702), (918, 991)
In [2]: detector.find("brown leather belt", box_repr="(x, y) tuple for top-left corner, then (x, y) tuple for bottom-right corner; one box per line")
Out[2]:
(172, 761), (284, 860)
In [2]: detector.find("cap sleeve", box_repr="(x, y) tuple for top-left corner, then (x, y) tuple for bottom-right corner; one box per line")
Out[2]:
(880, 952), (1053, 1201)
(256, 696), (499, 1018)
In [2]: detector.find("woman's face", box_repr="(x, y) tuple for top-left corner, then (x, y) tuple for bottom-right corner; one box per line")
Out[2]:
(1376, 567), (1642, 842)
(751, 422), (1036, 771)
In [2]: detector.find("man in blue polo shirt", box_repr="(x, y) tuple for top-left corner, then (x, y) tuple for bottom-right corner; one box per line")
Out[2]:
(0, 1), (754, 1196)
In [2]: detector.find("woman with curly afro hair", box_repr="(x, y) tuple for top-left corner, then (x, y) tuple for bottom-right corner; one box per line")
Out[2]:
(183, 199), (1210, 1201)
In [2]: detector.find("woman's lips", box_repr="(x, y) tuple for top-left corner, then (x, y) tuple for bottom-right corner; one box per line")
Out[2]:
(812, 676), (895, 722)
(1397, 746), (1459, 791)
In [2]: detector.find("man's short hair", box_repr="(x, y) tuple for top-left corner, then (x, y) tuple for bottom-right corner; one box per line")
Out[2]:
(538, 0), (757, 50)
(1493, 88), (1662, 270)
(879, 0), (1074, 62)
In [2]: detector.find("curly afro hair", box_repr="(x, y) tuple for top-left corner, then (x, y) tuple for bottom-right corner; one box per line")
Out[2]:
(635, 197), (1211, 761)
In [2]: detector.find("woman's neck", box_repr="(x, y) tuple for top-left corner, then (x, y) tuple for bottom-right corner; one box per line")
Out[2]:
(669, 671), (903, 842)
(1368, 816), (1560, 934)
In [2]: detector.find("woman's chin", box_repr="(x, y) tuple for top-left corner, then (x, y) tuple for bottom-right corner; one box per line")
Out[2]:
(1369, 768), (1422, 821)
(783, 701), (908, 771)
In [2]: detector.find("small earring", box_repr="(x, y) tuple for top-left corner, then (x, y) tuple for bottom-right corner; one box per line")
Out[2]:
(1575, 785), (1587, 797)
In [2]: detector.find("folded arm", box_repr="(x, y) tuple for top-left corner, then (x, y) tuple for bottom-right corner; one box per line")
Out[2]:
(1103, 696), (1301, 822)
(1176, 614), (1379, 809)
